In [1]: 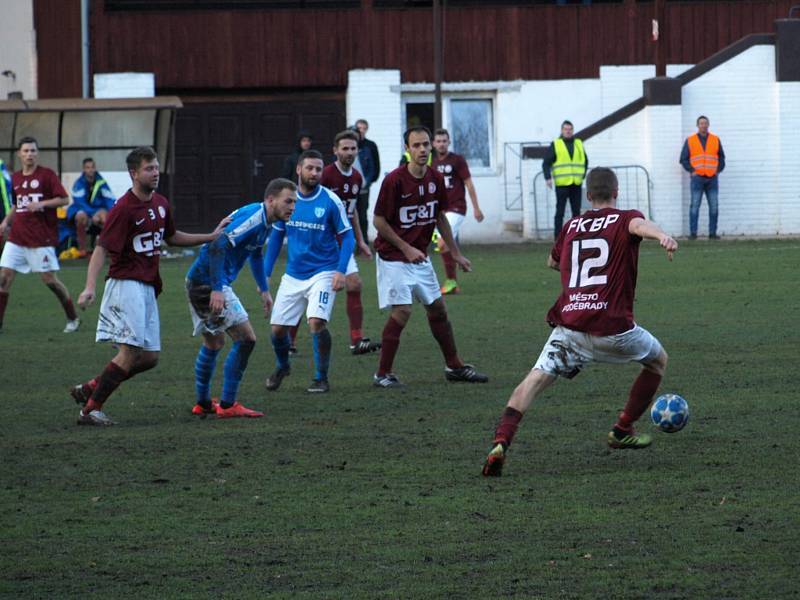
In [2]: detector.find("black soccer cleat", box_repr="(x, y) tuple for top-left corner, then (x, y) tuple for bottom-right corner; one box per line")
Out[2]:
(306, 379), (330, 393)
(373, 373), (404, 389)
(350, 338), (382, 355)
(265, 366), (291, 391)
(445, 364), (489, 383)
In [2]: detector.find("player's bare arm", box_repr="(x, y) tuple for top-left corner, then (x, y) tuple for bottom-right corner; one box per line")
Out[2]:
(27, 195), (69, 212)
(261, 290), (273, 318)
(78, 245), (108, 309)
(0, 212), (13, 234)
(465, 178), (484, 222)
(436, 211), (472, 272)
(167, 216), (232, 247)
(547, 254), (560, 271)
(629, 217), (679, 261)
(350, 211), (372, 258)
(373, 214), (426, 263)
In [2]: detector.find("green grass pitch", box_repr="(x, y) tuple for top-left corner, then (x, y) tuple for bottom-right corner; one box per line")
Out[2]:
(1, 240), (798, 599)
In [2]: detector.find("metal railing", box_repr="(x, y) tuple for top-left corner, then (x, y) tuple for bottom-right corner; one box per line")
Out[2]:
(503, 141), (546, 211)
(529, 165), (652, 239)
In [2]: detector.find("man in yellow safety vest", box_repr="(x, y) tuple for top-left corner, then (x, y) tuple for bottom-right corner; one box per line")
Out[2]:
(543, 120), (588, 238)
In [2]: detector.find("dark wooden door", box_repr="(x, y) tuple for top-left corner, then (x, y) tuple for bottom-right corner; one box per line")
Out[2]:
(173, 96), (345, 231)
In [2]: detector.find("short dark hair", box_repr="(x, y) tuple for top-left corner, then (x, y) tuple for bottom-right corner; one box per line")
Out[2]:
(264, 178), (297, 199)
(334, 130), (359, 147)
(126, 146), (158, 172)
(17, 136), (38, 150)
(297, 149), (323, 166)
(561, 120), (574, 128)
(696, 115), (709, 125)
(586, 167), (618, 201)
(82, 157), (95, 166)
(403, 126), (432, 147)
(433, 128), (450, 139)
(355, 119), (368, 128)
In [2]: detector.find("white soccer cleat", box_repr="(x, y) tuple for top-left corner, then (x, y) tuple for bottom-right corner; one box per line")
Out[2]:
(63, 318), (81, 333)
(77, 409), (116, 426)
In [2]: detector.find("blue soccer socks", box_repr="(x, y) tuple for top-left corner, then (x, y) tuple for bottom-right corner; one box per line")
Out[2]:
(220, 340), (255, 408)
(195, 345), (220, 406)
(312, 329), (332, 382)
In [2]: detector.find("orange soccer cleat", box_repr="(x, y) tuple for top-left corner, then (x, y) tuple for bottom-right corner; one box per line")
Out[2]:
(215, 402), (264, 419)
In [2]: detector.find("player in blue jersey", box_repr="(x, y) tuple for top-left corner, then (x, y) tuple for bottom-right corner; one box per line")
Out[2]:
(263, 150), (355, 393)
(186, 178), (297, 417)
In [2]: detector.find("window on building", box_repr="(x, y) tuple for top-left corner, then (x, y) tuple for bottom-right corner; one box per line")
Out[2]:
(449, 98), (493, 170)
(405, 102), (435, 133)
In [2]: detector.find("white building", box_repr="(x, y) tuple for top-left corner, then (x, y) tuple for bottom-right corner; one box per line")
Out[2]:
(348, 22), (800, 242)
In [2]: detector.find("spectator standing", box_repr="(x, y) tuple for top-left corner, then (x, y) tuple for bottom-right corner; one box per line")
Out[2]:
(354, 119), (380, 244)
(542, 120), (588, 239)
(680, 115), (725, 240)
(281, 130), (313, 181)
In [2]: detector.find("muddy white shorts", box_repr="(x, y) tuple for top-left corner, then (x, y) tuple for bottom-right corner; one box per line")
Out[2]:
(186, 280), (249, 336)
(96, 278), (160, 351)
(376, 255), (441, 310)
(0, 241), (59, 273)
(533, 324), (663, 379)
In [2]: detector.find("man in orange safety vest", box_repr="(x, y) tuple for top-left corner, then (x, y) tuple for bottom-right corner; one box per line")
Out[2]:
(680, 115), (725, 240)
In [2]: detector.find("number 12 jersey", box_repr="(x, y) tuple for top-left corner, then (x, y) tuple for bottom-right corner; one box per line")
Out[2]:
(547, 207), (645, 336)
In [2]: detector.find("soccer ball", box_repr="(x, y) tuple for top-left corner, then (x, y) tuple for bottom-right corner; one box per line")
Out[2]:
(650, 394), (690, 433)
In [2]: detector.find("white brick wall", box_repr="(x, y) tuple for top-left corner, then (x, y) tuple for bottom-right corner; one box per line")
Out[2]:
(777, 83), (800, 233)
(680, 45), (780, 236)
(600, 66), (655, 116)
(349, 45), (799, 242)
(0, 0), (37, 99)
(346, 70), (402, 240)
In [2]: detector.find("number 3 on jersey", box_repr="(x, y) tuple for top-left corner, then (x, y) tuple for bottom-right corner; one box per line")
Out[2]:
(568, 239), (609, 288)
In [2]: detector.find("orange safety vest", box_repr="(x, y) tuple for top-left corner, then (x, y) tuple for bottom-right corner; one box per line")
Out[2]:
(687, 133), (720, 177)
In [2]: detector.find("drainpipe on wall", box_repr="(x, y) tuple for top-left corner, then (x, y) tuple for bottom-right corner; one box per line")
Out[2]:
(81, 0), (90, 98)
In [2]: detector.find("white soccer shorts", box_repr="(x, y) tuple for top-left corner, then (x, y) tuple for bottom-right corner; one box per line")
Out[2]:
(186, 281), (249, 336)
(0, 241), (60, 273)
(533, 324), (663, 379)
(444, 211), (466, 238)
(345, 254), (359, 276)
(376, 255), (442, 310)
(96, 278), (161, 351)
(270, 270), (337, 326)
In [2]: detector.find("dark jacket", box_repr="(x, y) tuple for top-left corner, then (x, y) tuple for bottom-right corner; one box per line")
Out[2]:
(358, 137), (380, 188)
(281, 130), (313, 181)
(542, 137), (588, 181)
(680, 134), (725, 176)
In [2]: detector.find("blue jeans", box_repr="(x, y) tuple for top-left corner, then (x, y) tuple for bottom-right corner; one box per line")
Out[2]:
(689, 175), (719, 236)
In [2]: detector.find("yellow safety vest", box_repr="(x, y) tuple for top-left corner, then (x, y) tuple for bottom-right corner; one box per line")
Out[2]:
(552, 138), (586, 187)
(403, 151), (432, 166)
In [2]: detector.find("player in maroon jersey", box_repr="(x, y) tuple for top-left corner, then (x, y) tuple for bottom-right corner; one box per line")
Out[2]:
(482, 167), (678, 476)
(0, 137), (80, 333)
(372, 126), (488, 388)
(320, 129), (381, 355)
(69, 146), (229, 426)
(431, 128), (484, 295)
